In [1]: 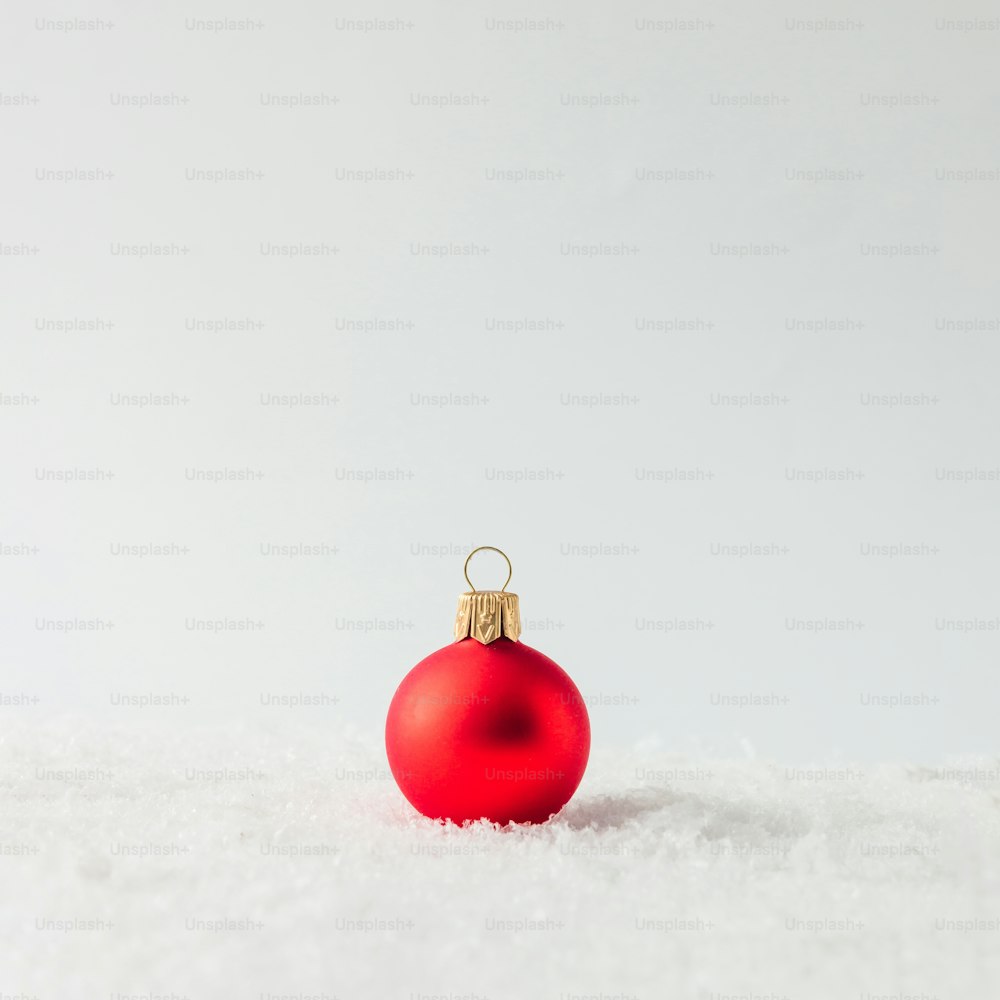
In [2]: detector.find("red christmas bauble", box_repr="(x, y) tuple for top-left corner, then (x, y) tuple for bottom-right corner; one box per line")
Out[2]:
(385, 636), (590, 825)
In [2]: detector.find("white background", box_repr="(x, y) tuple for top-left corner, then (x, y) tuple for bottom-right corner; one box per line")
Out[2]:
(4, 4), (1000, 999)
(4, 0), (999, 761)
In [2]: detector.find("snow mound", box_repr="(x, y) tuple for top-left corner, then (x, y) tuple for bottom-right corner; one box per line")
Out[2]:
(2, 719), (997, 997)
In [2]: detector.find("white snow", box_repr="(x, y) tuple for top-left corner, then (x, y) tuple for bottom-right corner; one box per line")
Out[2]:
(2, 718), (998, 998)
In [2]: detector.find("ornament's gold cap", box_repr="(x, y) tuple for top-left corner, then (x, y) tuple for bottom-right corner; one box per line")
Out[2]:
(454, 590), (521, 644)
(453, 546), (521, 644)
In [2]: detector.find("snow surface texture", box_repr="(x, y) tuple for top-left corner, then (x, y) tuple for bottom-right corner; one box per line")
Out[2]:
(2, 719), (998, 999)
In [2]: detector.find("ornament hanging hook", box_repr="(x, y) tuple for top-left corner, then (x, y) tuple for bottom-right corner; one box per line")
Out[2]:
(463, 546), (513, 593)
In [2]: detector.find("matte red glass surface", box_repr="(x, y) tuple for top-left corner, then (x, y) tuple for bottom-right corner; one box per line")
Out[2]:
(385, 638), (591, 825)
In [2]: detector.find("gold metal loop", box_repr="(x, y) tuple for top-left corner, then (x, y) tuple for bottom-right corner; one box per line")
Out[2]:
(463, 546), (513, 593)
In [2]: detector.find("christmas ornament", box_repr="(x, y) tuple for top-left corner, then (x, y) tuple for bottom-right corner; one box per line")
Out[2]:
(385, 546), (590, 825)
